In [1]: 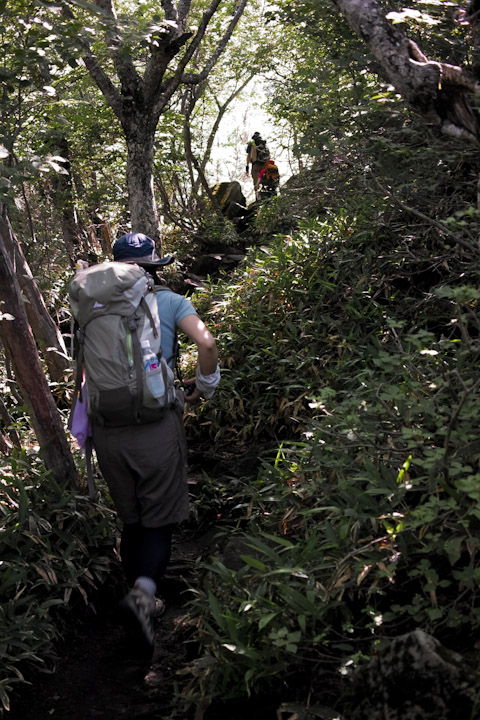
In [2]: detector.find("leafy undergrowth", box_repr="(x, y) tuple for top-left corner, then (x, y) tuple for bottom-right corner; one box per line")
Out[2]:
(4, 166), (480, 718)
(0, 449), (122, 716)
(177, 187), (480, 716)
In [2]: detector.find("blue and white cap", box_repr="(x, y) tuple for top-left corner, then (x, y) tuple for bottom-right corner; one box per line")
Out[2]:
(113, 233), (174, 266)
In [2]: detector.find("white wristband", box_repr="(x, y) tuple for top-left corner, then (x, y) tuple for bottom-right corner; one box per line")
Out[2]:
(195, 365), (221, 399)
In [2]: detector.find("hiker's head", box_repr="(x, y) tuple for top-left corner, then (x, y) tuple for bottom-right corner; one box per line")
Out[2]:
(113, 233), (174, 268)
(252, 132), (262, 142)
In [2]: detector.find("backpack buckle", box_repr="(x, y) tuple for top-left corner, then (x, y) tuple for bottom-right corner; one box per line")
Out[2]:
(127, 315), (140, 331)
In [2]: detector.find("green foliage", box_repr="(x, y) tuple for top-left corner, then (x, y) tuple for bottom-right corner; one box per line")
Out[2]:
(186, 207), (385, 444)
(267, 0), (472, 163)
(179, 160), (480, 712)
(182, 369), (480, 709)
(197, 211), (240, 248)
(0, 459), (120, 714)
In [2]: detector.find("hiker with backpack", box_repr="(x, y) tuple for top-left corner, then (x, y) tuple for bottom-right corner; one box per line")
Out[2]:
(258, 158), (280, 200)
(68, 232), (220, 656)
(245, 131), (270, 196)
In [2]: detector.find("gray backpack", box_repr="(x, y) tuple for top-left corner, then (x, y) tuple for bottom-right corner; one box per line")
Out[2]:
(255, 142), (270, 164)
(69, 261), (176, 427)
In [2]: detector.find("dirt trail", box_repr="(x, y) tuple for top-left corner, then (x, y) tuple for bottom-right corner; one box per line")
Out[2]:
(7, 451), (275, 720)
(8, 535), (202, 720)
(8, 530), (278, 720)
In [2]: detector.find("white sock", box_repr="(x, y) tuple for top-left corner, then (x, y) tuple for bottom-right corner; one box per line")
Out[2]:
(134, 576), (157, 597)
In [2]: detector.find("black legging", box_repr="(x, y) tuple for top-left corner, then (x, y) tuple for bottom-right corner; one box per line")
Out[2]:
(120, 522), (174, 588)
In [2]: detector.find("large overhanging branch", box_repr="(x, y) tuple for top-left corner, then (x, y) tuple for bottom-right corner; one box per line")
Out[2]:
(151, 0), (223, 114)
(161, 0), (192, 32)
(182, 0), (249, 84)
(93, 0), (143, 99)
(333, 0), (480, 144)
(82, 48), (124, 119)
(61, 2), (124, 118)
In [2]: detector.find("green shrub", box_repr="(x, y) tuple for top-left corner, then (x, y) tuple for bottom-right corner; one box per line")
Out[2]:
(0, 453), (120, 715)
(182, 402), (480, 712)
(185, 211), (380, 446)
(178, 203), (480, 714)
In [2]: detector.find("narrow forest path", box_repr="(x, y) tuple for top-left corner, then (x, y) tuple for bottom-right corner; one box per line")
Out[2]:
(8, 532), (204, 720)
(6, 232), (275, 720)
(7, 451), (278, 720)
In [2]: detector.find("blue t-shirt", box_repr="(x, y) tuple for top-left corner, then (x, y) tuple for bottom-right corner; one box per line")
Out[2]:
(157, 289), (198, 366)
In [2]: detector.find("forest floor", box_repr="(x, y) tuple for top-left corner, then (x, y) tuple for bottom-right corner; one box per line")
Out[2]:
(7, 448), (281, 720)
(8, 530), (207, 720)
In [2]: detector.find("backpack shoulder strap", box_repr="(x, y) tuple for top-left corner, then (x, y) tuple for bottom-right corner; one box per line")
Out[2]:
(126, 312), (145, 422)
(141, 295), (159, 342)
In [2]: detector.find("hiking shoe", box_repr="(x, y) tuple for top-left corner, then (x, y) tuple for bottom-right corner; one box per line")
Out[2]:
(119, 588), (156, 654)
(152, 595), (166, 619)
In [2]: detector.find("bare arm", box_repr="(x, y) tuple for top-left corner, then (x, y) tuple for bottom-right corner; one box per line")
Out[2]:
(179, 313), (218, 376)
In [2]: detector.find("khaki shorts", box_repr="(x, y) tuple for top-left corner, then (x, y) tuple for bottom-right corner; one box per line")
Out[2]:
(251, 161), (265, 189)
(92, 408), (188, 527)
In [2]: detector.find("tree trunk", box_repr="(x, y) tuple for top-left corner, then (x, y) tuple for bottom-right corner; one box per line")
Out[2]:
(183, 119), (223, 219)
(0, 226), (78, 488)
(0, 207), (70, 384)
(126, 125), (162, 247)
(55, 136), (88, 266)
(81, 0), (248, 246)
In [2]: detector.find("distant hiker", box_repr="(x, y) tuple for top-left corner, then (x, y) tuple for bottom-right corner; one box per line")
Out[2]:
(258, 158), (280, 199)
(245, 131), (270, 195)
(69, 232), (220, 656)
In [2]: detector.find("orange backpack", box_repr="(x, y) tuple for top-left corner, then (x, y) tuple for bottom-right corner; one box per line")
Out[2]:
(263, 160), (279, 183)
